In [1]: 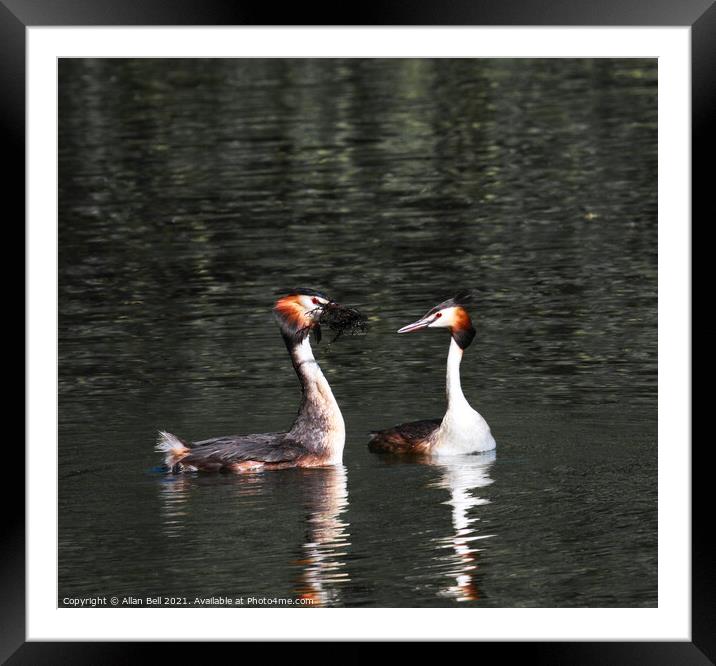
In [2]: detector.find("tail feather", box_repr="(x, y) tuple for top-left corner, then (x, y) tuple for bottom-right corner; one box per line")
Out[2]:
(156, 430), (190, 467)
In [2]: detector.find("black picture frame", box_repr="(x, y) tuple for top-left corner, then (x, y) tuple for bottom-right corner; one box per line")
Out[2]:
(7, 0), (707, 661)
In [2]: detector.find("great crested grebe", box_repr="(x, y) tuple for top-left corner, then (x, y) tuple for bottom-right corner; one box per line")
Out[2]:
(157, 289), (366, 473)
(368, 293), (496, 456)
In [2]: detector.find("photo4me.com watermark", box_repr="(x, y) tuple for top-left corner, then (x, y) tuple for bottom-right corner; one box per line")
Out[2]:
(60, 595), (315, 607)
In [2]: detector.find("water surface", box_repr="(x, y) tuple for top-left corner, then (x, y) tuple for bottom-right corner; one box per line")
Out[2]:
(58, 58), (657, 607)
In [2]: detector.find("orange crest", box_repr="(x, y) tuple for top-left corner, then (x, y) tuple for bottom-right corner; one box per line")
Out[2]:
(451, 306), (476, 349)
(274, 295), (314, 340)
(452, 306), (473, 331)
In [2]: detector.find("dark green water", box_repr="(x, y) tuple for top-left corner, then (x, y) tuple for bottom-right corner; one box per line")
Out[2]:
(58, 58), (657, 608)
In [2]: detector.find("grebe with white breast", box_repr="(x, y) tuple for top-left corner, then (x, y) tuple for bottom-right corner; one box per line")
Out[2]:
(368, 293), (495, 456)
(157, 289), (366, 473)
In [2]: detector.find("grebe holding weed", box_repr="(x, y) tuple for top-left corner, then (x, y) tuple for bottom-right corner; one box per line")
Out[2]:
(157, 289), (366, 473)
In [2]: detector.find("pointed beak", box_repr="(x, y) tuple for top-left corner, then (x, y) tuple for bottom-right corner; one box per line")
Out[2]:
(397, 316), (433, 333)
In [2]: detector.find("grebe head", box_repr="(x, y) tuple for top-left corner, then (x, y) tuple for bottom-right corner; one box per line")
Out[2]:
(397, 292), (476, 349)
(274, 288), (367, 345)
(274, 288), (331, 343)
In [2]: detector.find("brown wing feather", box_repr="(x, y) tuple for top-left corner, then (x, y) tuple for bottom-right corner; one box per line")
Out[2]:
(180, 432), (306, 468)
(368, 419), (441, 454)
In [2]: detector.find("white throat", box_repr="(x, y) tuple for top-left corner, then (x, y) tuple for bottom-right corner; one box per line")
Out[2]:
(446, 337), (469, 410)
(433, 337), (496, 455)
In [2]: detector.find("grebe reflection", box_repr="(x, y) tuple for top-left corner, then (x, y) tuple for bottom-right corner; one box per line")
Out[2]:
(157, 467), (351, 606)
(429, 451), (495, 602)
(158, 472), (267, 539)
(293, 465), (351, 607)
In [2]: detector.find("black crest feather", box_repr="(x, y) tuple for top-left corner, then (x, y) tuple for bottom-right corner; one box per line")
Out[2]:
(426, 291), (474, 317)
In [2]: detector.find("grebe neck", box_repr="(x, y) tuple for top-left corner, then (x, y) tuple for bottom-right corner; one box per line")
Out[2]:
(433, 336), (496, 455)
(286, 336), (345, 460)
(446, 337), (470, 411)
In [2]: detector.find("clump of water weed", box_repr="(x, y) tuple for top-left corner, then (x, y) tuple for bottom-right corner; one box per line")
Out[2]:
(313, 302), (368, 343)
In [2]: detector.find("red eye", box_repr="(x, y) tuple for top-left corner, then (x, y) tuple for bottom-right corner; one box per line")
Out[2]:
(434, 312), (442, 318)
(312, 297), (320, 305)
